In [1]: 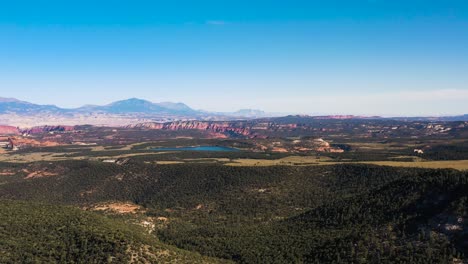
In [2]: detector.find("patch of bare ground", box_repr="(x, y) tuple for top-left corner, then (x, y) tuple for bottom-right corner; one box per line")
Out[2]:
(136, 218), (157, 234)
(114, 173), (125, 181)
(134, 216), (170, 232)
(91, 202), (144, 214)
(0, 170), (16, 176)
(183, 158), (231, 163)
(157, 216), (169, 222)
(156, 161), (185, 165)
(22, 164), (68, 179)
(24, 170), (59, 179)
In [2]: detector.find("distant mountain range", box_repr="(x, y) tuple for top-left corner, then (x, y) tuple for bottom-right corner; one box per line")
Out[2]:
(0, 97), (466, 127)
(0, 97), (64, 114)
(75, 98), (198, 115)
(0, 97), (273, 119)
(390, 115), (468, 122)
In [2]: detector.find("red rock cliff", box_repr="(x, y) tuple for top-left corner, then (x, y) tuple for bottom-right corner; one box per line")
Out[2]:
(0, 126), (20, 135)
(128, 121), (251, 136)
(21, 126), (75, 135)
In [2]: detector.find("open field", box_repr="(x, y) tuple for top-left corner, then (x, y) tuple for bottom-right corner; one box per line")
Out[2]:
(224, 157), (468, 170)
(2, 146), (468, 170)
(0, 149), (171, 163)
(355, 160), (468, 170)
(225, 156), (331, 166)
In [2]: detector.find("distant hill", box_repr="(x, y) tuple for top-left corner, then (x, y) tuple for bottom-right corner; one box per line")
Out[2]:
(0, 97), (466, 126)
(0, 97), (200, 116)
(440, 114), (468, 121)
(394, 114), (468, 122)
(158, 101), (195, 113)
(0, 97), (266, 119)
(76, 98), (197, 115)
(270, 114), (468, 123)
(0, 97), (63, 114)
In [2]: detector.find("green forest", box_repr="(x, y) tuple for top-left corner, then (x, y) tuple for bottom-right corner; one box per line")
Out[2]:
(0, 200), (223, 263)
(0, 159), (466, 263)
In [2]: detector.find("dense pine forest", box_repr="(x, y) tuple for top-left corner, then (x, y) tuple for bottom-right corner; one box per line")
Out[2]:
(0, 159), (466, 263)
(0, 200), (225, 263)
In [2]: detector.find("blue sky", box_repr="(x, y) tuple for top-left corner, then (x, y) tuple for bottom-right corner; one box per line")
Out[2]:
(1, 0), (467, 116)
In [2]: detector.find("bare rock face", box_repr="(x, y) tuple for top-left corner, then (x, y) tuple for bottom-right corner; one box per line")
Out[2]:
(312, 138), (344, 153)
(128, 121), (252, 137)
(9, 136), (60, 148)
(0, 125), (20, 135)
(21, 125), (75, 135)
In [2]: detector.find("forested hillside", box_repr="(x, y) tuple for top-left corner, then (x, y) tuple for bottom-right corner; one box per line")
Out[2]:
(0, 161), (466, 263)
(0, 200), (227, 263)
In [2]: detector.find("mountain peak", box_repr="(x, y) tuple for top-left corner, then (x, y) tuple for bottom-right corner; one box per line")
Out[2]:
(0, 97), (27, 103)
(96, 98), (195, 114)
(109, 98), (153, 105)
(0, 97), (265, 119)
(158, 102), (193, 112)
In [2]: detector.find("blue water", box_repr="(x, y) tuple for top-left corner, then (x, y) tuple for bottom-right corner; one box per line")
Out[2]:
(151, 146), (239, 152)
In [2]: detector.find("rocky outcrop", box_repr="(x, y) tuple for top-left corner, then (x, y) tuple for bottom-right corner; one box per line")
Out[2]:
(9, 137), (60, 148)
(21, 125), (75, 135)
(0, 125), (20, 135)
(128, 121), (251, 137)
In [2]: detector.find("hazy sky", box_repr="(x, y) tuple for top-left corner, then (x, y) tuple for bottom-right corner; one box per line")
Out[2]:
(1, 0), (467, 116)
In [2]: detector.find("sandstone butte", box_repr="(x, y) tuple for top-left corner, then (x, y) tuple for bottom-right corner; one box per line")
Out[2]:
(0, 125), (75, 135)
(0, 125), (20, 135)
(128, 121), (252, 136)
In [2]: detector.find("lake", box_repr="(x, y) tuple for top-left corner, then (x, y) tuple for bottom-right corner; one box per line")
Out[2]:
(151, 146), (239, 152)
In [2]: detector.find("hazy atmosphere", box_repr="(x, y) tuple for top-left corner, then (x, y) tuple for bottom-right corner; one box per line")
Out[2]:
(1, 0), (467, 116)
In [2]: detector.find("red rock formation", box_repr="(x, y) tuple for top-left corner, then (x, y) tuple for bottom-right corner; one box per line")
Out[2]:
(9, 137), (59, 148)
(0, 125), (19, 135)
(128, 121), (251, 137)
(21, 125), (75, 135)
(271, 147), (288, 153)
